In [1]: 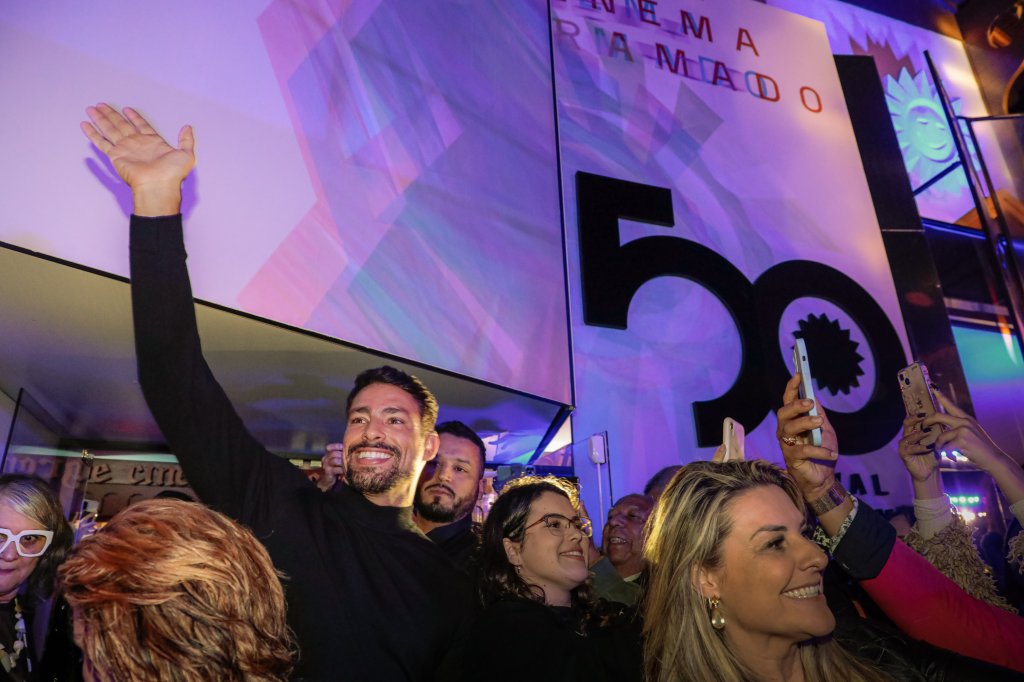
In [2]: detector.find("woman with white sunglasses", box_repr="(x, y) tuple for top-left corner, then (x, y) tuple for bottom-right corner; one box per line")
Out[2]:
(0, 474), (74, 681)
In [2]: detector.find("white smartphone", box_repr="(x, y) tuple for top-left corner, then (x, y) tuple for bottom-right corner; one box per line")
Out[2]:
(792, 338), (823, 446)
(722, 418), (746, 461)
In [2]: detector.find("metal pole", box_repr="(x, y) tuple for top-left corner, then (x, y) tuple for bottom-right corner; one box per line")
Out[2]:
(924, 51), (1024, 358)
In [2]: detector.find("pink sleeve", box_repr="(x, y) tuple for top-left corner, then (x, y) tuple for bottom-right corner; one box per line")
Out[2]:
(861, 539), (1024, 672)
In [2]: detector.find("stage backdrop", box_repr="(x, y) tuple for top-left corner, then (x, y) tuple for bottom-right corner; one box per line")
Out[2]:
(767, 0), (1013, 226)
(0, 1), (570, 404)
(554, 0), (914, 511)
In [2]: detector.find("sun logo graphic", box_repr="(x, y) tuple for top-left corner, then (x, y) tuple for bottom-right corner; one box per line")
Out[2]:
(795, 313), (865, 397)
(885, 67), (977, 196)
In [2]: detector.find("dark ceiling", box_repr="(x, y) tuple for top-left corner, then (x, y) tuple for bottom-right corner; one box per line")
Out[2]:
(0, 242), (570, 464)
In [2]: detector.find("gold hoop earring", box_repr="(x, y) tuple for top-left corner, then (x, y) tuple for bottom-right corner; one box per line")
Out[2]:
(709, 596), (725, 630)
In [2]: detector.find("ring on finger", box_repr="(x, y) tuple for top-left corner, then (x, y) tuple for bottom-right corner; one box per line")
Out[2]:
(780, 435), (801, 447)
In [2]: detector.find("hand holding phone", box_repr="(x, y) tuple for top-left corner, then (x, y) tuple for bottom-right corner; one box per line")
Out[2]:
(792, 338), (823, 447)
(898, 362), (947, 449)
(722, 418), (746, 461)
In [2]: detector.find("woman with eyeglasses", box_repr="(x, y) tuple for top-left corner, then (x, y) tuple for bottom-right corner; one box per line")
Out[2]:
(0, 474), (75, 682)
(466, 475), (630, 681)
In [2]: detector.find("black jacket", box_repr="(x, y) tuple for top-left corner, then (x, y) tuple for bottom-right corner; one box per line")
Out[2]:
(130, 215), (476, 680)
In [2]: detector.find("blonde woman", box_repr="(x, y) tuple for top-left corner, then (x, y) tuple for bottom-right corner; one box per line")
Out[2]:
(643, 460), (890, 682)
(777, 376), (1024, 674)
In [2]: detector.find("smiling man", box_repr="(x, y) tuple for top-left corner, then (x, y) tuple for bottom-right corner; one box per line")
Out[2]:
(342, 373), (439, 505)
(590, 493), (654, 606)
(81, 103), (475, 681)
(324, 419), (486, 571)
(602, 493), (654, 580)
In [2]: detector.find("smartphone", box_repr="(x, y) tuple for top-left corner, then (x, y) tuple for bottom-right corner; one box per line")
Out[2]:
(792, 338), (823, 446)
(722, 418), (746, 461)
(898, 362), (946, 449)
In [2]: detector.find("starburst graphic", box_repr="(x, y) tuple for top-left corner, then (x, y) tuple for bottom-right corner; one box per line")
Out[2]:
(795, 314), (864, 396)
(886, 68), (976, 196)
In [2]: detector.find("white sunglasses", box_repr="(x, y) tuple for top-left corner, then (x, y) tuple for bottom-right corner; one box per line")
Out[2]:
(0, 528), (54, 558)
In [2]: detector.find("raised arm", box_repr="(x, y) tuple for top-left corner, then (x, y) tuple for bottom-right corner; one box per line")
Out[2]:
(897, 404), (1013, 610)
(775, 374), (852, 535)
(82, 104), (304, 520)
(826, 500), (1024, 671)
(776, 373), (1024, 669)
(860, 538), (1024, 672)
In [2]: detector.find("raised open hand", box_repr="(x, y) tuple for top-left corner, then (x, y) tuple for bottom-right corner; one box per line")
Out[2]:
(81, 103), (194, 215)
(776, 373), (839, 501)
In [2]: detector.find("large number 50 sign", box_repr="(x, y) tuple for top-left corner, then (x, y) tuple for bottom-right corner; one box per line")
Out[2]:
(576, 172), (905, 454)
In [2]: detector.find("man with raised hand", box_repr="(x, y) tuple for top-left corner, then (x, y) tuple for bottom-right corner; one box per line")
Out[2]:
(81, 103), (475, 681)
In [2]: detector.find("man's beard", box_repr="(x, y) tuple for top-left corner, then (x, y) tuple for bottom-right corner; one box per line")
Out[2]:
(345, 442), (412, 495)
(414, 485), (476, 523)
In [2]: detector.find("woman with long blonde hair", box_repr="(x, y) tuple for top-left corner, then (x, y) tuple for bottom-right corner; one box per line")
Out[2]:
(643, 460), (890, 682)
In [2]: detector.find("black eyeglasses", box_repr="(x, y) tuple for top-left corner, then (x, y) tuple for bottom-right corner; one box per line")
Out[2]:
(523, 513), (592, 538)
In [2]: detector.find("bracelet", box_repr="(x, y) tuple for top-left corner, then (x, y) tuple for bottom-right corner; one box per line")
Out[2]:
(812, 496), (859, 553)
(809, 480), (849, 517)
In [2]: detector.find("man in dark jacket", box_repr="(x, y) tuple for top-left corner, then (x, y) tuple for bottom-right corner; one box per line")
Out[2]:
(325, 420), (485, 572)
(81, 102), (475, 681)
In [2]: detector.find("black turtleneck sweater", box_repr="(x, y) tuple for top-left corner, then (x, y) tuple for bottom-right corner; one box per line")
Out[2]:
(425, 515), (477, 573)
(130, 215), (476, 681)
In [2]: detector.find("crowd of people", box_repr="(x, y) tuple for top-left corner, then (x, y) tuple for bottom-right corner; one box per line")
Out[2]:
(2, 102), (1022, 680)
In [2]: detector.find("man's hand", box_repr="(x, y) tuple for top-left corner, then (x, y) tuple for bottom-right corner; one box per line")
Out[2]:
(776, 373), (839, 502)
(81, 103), (195, 216)
(317, 443), (345, 493)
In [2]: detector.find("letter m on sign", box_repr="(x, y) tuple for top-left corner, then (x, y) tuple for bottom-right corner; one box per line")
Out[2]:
(680, 12), (712, 42)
